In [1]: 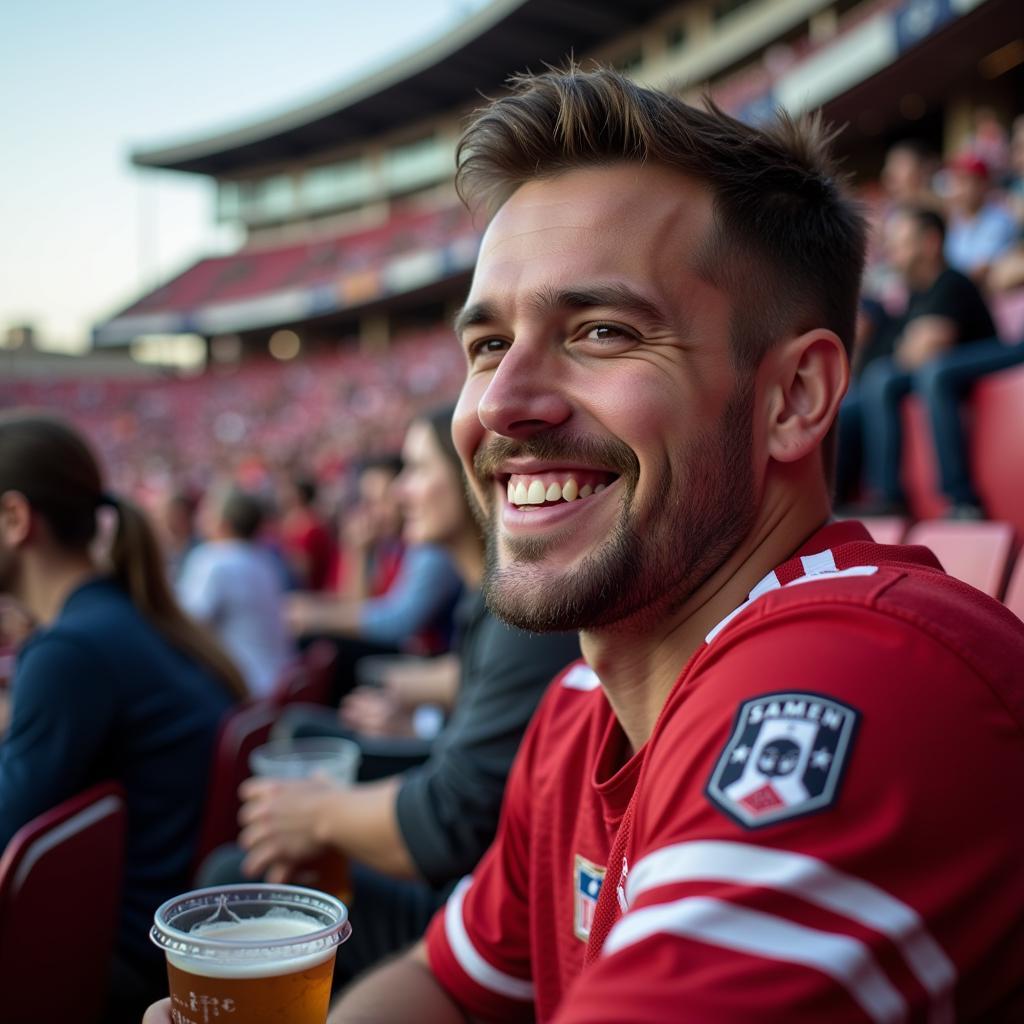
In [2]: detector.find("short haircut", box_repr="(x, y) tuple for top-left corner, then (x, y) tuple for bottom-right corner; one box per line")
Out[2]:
(456, 65), (867, 372)
(221, 487), (265, 540)
(897, 204), (946, 244)
(293, 477), (317, 507)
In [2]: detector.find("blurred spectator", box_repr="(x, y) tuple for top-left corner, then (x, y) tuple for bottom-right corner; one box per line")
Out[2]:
(838, 206), (1020, 517)
(0, 411), (244, 1020)
(287, 455), (463, 701)
(881, 138), (941, 208)
(235, 406), (580, 985)
(944, 152), (1017, 283)
(178, 484), (293, 698)
(988, 116), (1024, 296)
(278, 475), (336, 591)
(154, 489), (200, 583)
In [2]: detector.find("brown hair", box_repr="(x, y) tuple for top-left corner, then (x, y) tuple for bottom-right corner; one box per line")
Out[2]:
(456, 64), (867, 373)
(0, 411), (247, 700)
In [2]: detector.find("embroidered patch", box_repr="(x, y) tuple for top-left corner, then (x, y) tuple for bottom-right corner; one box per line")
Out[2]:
(706, 691), (860, 829)
(573, 854), (606, 941)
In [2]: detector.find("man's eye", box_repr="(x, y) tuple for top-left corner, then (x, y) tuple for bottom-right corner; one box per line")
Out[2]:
(583, 324), (635, 343)
(468, 337), (508, 360)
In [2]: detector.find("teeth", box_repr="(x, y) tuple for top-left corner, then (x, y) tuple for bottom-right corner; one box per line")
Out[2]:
(527, 480), (547, 504)
(562, 478), (579, 502)
(594, 484), (606, 493)
(514, 481), (529, 505)
(507, 481), (515, 504)
(545, 482), (562, 502)
(578, 484), (593, 498)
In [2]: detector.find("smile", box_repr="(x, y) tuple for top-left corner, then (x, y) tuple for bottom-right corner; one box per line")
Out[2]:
(503, 470), (618, 510)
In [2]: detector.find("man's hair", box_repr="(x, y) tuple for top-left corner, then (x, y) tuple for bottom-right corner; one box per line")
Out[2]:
(220, 487), (266, 541)
(898, 204), (946, 243)
(456, 65), (867, 372)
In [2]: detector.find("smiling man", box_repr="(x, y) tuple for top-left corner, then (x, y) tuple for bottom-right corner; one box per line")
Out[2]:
(328, 67), (1024, 1024)
(143, 67), (1024, 1024)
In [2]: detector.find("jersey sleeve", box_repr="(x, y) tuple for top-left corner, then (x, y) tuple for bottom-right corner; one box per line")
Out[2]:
(553, 600), (1024, 1023)
(424, 677), (565, 1022)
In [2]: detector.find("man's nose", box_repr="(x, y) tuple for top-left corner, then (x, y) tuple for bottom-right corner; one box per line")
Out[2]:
(477, 340), (572, 439)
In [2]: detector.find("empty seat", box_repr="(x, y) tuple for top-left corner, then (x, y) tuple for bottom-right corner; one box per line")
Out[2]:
(904, 520), (1015, 598)
(0, 781), (126, 1024)
(859, 516), (908, 546)
(1003, 552), (1024, 622)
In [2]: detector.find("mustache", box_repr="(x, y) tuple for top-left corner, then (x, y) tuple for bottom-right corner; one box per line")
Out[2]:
(472, 432), (640, 484)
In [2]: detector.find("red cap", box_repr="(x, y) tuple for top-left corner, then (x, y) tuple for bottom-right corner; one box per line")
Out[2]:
(947, 152), (989, 179)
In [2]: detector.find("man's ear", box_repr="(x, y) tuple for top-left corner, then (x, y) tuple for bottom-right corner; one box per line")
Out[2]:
(0, 491), (34, 548)
(762, 329), (849, 465)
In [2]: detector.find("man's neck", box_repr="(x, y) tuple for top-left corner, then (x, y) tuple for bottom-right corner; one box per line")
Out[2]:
(17, 552), (97, 626)
(908, 259), (944, 293)
(581, 484), (831, 753)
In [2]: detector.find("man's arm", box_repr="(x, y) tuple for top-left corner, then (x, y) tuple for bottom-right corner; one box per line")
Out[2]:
(329, 942), (472, 1024)
(892, 314), (956, 368)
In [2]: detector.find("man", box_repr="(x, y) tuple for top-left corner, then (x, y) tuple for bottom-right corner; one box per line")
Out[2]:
(145, 67), (1024, 1024)
(944, 152), (1017, 283)
(278, 475), (336, 591)
(839, 205), (1020, 517)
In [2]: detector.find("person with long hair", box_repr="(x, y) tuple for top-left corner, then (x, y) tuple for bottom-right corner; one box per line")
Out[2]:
(0, 411), (245, 1018)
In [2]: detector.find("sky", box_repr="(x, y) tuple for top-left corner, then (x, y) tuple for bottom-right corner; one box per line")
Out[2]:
(0, 0), (488, 352)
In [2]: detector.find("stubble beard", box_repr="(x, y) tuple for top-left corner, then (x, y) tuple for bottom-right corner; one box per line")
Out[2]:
(472, 380), (757, 633)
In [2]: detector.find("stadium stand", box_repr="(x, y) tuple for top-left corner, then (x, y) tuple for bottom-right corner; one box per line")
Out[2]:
(904, 519), (1016, 598)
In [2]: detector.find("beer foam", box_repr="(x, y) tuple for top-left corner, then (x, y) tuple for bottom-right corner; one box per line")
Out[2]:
(166, 911), (335, 978)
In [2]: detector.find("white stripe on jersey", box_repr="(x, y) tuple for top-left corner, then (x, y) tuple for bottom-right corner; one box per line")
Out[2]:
(800, 549), (838, 575)
(604, 896), (908, 1024)
(621, 841), (955, 1023)
(561, 664), (601, 690)
(444, 877), (534, 1002)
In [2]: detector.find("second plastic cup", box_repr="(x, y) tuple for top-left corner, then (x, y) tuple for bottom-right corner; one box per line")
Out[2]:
(249, 737), (362, 902)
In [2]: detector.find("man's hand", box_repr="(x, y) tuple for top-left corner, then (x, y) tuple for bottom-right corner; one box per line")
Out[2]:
(237, 776), (342, 879)
(339, 686), (414, 737)
(142, 998), (171, 1024)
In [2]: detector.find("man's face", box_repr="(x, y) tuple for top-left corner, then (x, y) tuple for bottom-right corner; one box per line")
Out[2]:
(453, 164), (759, 633)
(885, 214), (924, 280)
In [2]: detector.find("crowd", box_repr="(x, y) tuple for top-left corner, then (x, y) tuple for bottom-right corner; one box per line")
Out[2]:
(0, 68), (1022, 1024)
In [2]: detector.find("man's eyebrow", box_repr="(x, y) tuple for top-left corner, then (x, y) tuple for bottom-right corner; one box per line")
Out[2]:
(452, 302), (497, 338)
(453, 285), (672, 338)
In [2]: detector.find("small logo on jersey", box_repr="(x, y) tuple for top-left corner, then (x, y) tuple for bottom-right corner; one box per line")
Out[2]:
(706, 691), (859, 829)
(573, 854), (606, 941)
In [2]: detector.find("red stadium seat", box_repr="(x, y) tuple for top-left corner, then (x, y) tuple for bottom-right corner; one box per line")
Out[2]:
(192, 700), (278, 873)
(904, 520), (1015, 598)
(1003, 553), (1024, 622)
(858, 516), (908, 545)
(970, 364), (1024, 539)
(271, 639), (337, 708)
(0, 781), (126, 1024)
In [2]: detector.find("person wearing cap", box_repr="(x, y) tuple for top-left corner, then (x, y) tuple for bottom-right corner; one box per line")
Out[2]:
(944, 152), (1017, 284)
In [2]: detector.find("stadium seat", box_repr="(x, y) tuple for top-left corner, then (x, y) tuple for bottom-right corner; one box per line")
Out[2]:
(0, 781), (126, 1024)
(272, 639), (337, 708)
(1003, 552), (1024, 622)
(192, 700), (278, 873)
(904, 520), (1015, 598)
(858, 516), (908, 545)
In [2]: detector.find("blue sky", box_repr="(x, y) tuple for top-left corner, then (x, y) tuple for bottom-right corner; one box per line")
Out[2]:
(0, 0), (487, 351)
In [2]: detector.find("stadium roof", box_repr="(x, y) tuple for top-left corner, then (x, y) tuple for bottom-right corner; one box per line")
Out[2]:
(131, 0), (671, 177)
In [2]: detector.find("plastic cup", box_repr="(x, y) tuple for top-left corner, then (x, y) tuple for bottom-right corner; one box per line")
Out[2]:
(151, 883), (350, 1024)
(249, 737), (362, 901)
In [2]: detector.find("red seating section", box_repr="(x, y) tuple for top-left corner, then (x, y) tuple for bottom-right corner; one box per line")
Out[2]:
(901, 362), (1024, 537)
(0, 781), (126, 1024)
(271, 640), (337, 708)
(1004, 555), (1024, 621)
(192, 700), (278, 873)
(859, 516), (908, 545)
(904, 520), (1016, 598)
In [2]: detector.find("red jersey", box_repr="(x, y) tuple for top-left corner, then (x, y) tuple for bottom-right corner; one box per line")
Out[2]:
(426, 521), (1024, 1022)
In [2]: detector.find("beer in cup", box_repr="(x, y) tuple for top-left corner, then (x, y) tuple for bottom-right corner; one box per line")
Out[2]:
(249, 737), (361, 901)
(151, 883), (350, 1024)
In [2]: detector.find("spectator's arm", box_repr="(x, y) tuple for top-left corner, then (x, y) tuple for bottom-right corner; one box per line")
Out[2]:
(893, 315), (957, 369)
(176, 550), (221, 623)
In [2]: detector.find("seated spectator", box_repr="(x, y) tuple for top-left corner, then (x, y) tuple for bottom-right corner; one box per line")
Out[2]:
(838, 206), (1022, 517)
(989, 116), (1024, 297)
(153, 488), (199, 584)
(277, 475), (336, 591)
(178, 485), (293, 698)
(287, 455), (463, 700)
(0, 412), (245, 1021)
(944, 152), (1017, 284)
(234, 406), (580, 985)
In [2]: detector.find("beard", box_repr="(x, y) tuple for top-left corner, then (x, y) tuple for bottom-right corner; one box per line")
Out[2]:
(469, 378), (757, 633)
